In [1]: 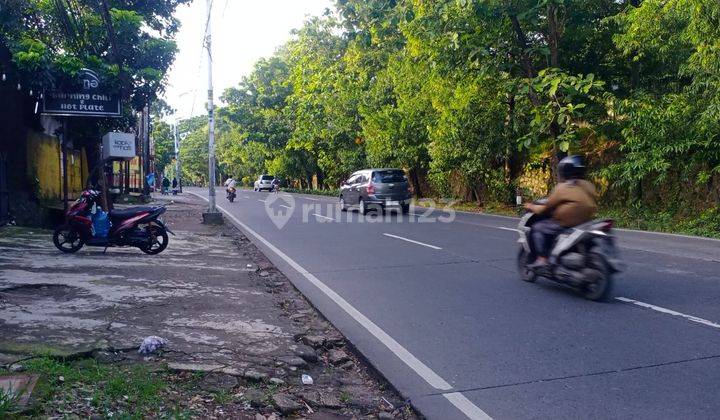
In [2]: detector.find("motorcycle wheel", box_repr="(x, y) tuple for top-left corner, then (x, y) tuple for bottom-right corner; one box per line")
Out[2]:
(582, 253), (613, 301)
(53, 225), (85, 253)
(141, 225), (169, 255)
(517, 247), (537, 283)
(228, 195), (235, 202)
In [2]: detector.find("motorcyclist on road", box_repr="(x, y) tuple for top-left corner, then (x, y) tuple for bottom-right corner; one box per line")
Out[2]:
(524, 155), (598, 270)
(224, 176), (237, 196)
(271, 178), (280, 193)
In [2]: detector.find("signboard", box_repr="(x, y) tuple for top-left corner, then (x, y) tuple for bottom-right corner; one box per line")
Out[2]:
(102, 132), (136, 160)
(42, 69), (121, 117)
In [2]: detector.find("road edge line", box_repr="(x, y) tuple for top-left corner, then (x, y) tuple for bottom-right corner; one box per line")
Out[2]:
(187, 191), (492, 419)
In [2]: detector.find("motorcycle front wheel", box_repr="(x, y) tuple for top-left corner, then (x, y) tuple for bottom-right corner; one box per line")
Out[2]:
(53, 225), (85, 253)
(517, 247), (537, 283)
(140, 225), (169, 255)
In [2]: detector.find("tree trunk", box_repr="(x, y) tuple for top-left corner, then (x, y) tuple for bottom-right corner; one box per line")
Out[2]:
(504, 93), (516, 187)
(546, 3), (561, 68)
(316, 170), (325, 190)
(508, 14), (541, 106)
(409, 167), (421, 198)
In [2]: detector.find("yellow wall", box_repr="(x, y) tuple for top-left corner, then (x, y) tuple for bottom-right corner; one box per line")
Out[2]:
(26, 131), (87, 200)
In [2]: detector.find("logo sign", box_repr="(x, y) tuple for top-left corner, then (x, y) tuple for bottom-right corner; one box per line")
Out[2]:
(42, 68), (121, 117)
(264, 193), (295, 229)
(102, 132), (136, 160)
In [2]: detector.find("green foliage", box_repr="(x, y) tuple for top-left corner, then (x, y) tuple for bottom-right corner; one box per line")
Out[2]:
(21, 357), (167, 416)
(1, 0), (190, 111)
(178, 0), (720, 235)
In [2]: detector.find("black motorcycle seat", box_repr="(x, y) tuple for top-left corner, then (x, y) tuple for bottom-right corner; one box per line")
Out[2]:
(109, 206), (156, 219)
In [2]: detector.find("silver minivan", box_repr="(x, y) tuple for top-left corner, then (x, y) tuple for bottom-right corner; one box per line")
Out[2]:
(339, 168), (412, 214)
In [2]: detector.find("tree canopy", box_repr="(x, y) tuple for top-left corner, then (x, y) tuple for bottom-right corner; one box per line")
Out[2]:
(178, 0), (720, 228)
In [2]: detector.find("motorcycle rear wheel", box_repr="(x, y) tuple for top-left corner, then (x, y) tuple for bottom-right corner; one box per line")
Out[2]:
(141, 225), (169, 255)
(517, 247), (537, 283)
(582, 253), (613, 301)
(53, 225), (85, 253)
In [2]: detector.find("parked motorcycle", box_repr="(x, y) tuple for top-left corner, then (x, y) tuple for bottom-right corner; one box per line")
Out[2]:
(226, 186), (237, 202)
(52, 189), (173, 254)
(516, 202), (624, 301)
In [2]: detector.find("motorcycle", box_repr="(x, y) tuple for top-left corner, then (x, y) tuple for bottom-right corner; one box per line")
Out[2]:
(516, 201), (624, 301)
(52, 189), (173, 255)
(226, 186), (237, 202)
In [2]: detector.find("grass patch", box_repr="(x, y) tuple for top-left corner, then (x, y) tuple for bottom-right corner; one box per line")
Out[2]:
(282, 187), (339, 197)
(339, 391), (352, 404)
(0, 386), (20, 417)
(415, 198), (720, 238)
(19, 357), (168, 417)
(599, 206), (720, 239)
(413, 198), (519, 217)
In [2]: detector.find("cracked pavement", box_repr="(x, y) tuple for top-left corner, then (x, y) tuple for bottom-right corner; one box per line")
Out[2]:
(0, 195), (413, 420)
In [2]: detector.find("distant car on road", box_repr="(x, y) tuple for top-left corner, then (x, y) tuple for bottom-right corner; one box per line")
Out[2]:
(254, 175), (275, 192)
(339, 168), (412, 214)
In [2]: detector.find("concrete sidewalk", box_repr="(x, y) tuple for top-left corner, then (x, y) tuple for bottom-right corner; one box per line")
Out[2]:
(0, 194), (411, 418)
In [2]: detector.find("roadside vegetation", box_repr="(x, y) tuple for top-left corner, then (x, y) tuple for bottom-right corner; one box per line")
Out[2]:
(0, 356), (293, 418)
(167, 0), (720, 238)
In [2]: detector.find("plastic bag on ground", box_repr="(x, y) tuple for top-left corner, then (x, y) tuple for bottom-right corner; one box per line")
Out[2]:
(138, 336), (168, 354)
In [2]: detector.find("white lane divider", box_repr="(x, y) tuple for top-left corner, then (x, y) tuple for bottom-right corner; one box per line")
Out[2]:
(279, 204), (292, 209)
(616, 297), (720, 329)
(188, 191), (490, 420)
(312, 213), (334, 221)
(243, 195), (250, 199)
(382, 233), (442, 250)
(257, 199), (265, 203)
(496, 227), (519, 232)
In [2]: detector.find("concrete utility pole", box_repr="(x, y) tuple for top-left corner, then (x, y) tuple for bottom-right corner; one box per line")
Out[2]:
(173, 121), (182, 192)
(202, 0), (222, 224)
(141, 103), (151, 199)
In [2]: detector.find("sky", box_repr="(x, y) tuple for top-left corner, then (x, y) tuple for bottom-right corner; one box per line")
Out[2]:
(163, 0), (333, 121)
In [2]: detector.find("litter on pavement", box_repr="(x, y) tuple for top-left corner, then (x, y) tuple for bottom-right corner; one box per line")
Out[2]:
(138, 336), (168, 354)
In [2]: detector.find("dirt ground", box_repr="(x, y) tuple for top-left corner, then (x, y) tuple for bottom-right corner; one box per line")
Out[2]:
(0, 194), (416, 419)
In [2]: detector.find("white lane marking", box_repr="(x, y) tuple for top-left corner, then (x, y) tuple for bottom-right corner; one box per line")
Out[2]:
(189, 191), (491, 419)
(312, 213), (334, 221)
(454, 220), (519, 232)
(382, 233), (442, 250)
(257, 199), (265, 203)
(444, 393), (493, 420)
(279, 204), (292, 209)
(302, 197), (322, 201)
(616, 297), (720, 329)
(243, 195), (250, 199)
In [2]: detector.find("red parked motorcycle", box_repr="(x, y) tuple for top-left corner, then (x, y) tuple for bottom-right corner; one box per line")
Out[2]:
(52, 189), (173, 254)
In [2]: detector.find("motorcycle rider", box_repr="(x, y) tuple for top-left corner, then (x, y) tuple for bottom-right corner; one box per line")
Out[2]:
(224, 176), (237, 197)
(523, 155), (598, 271)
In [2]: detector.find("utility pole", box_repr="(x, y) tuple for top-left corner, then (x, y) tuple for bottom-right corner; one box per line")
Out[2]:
(173, 121), (182, 193)
(202, 0), (222, 224)
(141, 103), (151, 199)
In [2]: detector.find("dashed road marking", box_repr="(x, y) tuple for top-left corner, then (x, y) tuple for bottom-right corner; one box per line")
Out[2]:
(616, 297), (720, 329)
(382, 233), (442, 250)
(312, 213), (334, 221)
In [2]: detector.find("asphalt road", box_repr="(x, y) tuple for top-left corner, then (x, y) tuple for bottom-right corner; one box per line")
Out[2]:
(188, 187), (720, 419)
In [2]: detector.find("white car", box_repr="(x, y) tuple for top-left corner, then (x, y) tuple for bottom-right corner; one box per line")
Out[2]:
(254, 175), (275, 191)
